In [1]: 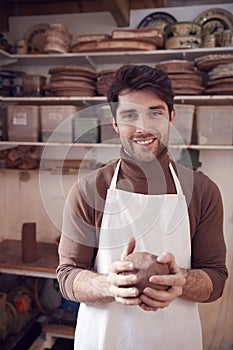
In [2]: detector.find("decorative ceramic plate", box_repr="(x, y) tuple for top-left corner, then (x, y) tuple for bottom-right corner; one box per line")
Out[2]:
(194, 8), (233, 30)
(137, 12), (177, 30)
(24, 23), (49, 53)
(201, 19), (224, 35)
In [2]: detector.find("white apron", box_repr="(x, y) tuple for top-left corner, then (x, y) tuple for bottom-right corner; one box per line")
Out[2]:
(75, 161), (203, 350)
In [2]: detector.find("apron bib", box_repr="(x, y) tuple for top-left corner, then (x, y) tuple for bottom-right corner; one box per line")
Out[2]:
(75, 161), (203, 350)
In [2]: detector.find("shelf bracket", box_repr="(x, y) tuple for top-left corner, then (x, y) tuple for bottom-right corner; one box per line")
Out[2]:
(0, 58), (18, 68)
(182, 52), (187, 59)
(85, 55), (97, 70)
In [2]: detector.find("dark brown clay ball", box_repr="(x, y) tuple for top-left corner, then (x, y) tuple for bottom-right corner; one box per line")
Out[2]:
(123, 252), (170, 294)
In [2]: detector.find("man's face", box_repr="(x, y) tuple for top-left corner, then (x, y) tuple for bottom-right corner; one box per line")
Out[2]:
(112, 90), (175, 162)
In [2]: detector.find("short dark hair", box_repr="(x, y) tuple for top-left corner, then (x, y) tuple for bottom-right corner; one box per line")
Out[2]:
(107, 64), (174, 120)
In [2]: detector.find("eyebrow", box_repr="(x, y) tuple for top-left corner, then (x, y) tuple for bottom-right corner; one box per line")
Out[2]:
(118, 105), (167, 116)
(149, 105), (166, 111)
(119, 109), (137, 115)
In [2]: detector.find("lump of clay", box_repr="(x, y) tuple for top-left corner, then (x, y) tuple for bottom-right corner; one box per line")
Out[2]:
(123, 252), (170, 294)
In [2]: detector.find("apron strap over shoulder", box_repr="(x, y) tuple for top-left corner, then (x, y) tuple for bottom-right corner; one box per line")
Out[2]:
(109, 160), (121, 190)
(169, 163), (184, 196)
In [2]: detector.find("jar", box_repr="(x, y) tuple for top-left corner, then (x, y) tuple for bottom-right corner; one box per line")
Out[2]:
(222, 30), (232, 47)
(16, 40), (27, 54)
(22, 74), (46, 96)
(203, 34), (215, 48)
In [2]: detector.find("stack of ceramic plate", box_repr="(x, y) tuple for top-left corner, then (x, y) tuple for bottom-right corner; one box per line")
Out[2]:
(205, 63), (233, 95)
(72, 38), (157, 52)
(97, 68), (118, 96)
(194, 54), (233, 71)
(45, 66), (97, 96)
(44, 23), (72, 54)
(72, 27), (161, 53)
(195, 54), (233, 95)
(155, 60), (204, 95)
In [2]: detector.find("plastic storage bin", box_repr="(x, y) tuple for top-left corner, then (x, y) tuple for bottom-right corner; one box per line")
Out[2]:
(40, 105), (77, 142)
(7, 105), (40, 141)
(169, 104), (195, 145)
(98, 105), (120, 144)
(73, 116), (99, 143)
(195, 106), (233, 145)
(99, 117), (120, 144)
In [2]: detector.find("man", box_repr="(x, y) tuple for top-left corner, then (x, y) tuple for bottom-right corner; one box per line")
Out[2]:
(57, 64), (228, 350)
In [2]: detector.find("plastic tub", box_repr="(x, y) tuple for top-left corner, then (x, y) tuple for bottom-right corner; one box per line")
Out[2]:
(195, 106), (233, 145)
(7, 105), (40, 141)
(169, 104), (195, 145)
(40, 105), (77, 142)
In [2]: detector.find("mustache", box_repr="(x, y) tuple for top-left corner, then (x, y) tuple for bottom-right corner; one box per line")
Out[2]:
(132, 132), (161, 140)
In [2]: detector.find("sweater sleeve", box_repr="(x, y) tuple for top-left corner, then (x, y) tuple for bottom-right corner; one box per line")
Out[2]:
(190, 172), (228, 302)
(56, 178), (98, 301)
(57, 235), (96, 301)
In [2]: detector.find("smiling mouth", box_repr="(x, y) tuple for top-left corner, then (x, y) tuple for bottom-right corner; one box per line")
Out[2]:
(133, 137), (157, 145)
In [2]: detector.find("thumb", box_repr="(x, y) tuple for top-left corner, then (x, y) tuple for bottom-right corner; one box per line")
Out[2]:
(121, 237), (136, 261)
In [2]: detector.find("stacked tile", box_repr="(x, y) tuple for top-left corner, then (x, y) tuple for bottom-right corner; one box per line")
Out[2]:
(97, 68), (118, 96)
(195, 54), (233, 95)
(45, 66), (97, 97)
(156, 60), (204, 95)
(44, 23), (72, 54)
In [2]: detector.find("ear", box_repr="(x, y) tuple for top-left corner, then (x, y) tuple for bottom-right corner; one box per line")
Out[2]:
(170, 109), (176, 124)
(112, 116), (119, 133)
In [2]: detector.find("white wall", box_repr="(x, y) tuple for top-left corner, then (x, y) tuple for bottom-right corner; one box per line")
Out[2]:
(4, 3), (233, 43)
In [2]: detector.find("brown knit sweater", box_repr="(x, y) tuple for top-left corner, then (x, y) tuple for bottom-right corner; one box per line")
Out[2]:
(57, 148), (228, 303)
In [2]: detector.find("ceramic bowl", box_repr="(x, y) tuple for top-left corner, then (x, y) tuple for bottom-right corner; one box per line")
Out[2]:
(164, 22), (202, 39)
(165, 36), (202, 49)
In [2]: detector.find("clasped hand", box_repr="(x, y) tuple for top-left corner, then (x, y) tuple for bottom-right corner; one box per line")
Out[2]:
(107, 237), (186, 312)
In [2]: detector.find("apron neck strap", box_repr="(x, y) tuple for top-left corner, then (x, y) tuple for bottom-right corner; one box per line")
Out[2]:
(109, 160), (184, 196)
(109, 160), (121, 190)
(169, 163), (184, 195)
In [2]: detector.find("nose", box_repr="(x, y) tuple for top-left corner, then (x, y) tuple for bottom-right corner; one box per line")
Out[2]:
(135, 115), (150, 133)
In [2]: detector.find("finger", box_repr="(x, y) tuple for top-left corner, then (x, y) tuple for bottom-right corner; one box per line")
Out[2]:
(108, 272), (138, 286)
(157, 252), (179, 274)
(121, 236), (136, 261)
(115, 296), (141, 306)
(140, 293), (170, 309)
(142, 287), (169, 301)
(149, 273), (185, 287)
(140, 303), (158, 312)
(109, 260), (134, 274)
(109, 284), (139, 299)
(143, 285), (183, 301)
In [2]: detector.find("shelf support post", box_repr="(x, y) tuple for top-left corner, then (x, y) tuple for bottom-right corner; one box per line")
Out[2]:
(102, 0), (130, 27)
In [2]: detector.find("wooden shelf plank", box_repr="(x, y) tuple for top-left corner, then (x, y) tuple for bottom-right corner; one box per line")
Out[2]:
(0, 239), (58, 278)
(42, 324), (75, 338)
(1, 47), (233, 67)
